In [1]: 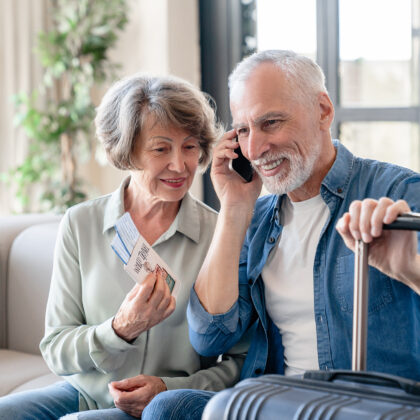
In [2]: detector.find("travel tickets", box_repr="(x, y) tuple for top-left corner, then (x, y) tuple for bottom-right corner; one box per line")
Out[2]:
(111, 212), (179, 296)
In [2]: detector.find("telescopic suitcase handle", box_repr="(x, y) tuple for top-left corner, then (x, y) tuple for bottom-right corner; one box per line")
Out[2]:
(352, 212), (420, 372)
(383, 212), (420, 231)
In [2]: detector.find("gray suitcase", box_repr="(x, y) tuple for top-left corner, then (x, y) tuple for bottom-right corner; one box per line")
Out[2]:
(202, 213), (420, 420)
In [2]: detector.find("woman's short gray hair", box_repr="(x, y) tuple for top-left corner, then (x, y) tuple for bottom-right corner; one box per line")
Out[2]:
(228, 50), (327, 103)
(95, 74), (223, 171)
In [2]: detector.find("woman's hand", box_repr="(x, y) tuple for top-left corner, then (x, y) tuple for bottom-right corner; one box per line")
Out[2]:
(336, 197), (420, 293)
(112, 266), (176, 342)
(108, 374), (167, 418)
(211, 130), (262, 212)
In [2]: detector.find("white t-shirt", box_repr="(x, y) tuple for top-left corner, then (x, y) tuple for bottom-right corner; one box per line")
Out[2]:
(262, 194), (329, 376)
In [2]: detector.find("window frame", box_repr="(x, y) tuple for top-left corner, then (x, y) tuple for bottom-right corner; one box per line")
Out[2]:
(199, 0), (420, 207)
(317, 0), (420, 138)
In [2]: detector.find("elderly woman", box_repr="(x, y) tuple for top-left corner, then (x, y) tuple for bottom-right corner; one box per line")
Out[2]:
(0, 75), (245, 419)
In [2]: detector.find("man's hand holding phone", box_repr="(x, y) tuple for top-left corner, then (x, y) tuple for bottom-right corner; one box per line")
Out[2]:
(228, 136), (254, 183)
(211, 130), (262, 211)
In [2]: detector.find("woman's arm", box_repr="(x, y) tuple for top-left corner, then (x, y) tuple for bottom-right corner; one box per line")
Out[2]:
(40, 211), (144, 375)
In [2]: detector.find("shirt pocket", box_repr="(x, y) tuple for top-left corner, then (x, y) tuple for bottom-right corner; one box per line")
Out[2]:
(334, 253), (394, 313)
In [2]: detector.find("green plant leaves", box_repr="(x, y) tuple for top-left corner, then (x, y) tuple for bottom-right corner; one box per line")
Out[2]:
(4, 0), (128, 213)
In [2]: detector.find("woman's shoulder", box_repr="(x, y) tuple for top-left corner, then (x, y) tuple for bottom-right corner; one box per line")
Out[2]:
(61, 192), (117, 237)
(191, 195), (218, 214)
(187, 194), (218, 220)
(66, 192), (113, 218)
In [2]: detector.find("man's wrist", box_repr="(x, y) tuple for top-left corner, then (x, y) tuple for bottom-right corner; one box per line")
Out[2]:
(220, 204), (254, 227)
(399, 254), (420, 295)
(409, 255), (420, 294)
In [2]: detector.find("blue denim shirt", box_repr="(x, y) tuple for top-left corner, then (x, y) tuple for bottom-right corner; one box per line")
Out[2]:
(188, 141), (420, 381)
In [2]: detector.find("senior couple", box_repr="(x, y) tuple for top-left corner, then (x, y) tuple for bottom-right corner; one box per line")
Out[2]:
(1, 50), (419, 420)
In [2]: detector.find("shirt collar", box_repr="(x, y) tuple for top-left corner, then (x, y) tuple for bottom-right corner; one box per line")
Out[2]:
(162, 191), (200, 244)
(102, 176), (200, 244)
(321, 139), (355, 199)
(103, 176), (130, 233)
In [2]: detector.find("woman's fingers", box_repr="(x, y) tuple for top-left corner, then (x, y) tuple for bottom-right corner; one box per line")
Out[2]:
(136, 272), (158, 303)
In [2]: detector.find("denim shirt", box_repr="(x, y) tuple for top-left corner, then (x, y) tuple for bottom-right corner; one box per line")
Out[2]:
(188, 140), (420, 381)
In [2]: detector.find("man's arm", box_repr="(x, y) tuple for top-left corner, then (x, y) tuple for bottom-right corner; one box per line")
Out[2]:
(336, 197), (420, 294)
(194, 130), (262, 314)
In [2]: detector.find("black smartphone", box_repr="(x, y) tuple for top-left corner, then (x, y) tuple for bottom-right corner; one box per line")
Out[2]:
(228, 137), (254, 182)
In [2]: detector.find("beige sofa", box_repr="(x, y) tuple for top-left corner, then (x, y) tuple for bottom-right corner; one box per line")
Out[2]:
(0, 213), (63, 396)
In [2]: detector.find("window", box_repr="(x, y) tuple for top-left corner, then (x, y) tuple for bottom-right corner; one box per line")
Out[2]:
(256, 0), (316, 61)
(255, 0), (420, 172)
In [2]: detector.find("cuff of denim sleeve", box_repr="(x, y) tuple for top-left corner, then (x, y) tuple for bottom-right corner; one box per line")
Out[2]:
(188, 288), (240, 334)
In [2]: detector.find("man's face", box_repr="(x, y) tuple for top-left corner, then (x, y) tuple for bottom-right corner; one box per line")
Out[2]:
(230, 63), (325, 197)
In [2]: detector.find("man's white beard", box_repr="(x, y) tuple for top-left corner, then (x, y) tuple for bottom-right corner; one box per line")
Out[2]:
(252, 145), (320, 196)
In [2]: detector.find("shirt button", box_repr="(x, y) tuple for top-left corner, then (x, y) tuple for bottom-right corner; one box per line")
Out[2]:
(337, 187), (343, 193)
(248, 279), (253, 285)
(255, 368), (262, 375)
(268, 237), (275, 243)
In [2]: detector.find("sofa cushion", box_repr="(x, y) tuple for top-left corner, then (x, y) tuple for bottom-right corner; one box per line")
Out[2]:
(7, 222), (59, 354)
(0, 349), (60, 396)
(0, 213), (61, 349)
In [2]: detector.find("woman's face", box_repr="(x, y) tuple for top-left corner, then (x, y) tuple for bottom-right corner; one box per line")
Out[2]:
(130, 117), (201, 203)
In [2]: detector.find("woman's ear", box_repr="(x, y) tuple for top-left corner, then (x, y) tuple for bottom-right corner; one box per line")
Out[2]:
(318, 92), (335, 131)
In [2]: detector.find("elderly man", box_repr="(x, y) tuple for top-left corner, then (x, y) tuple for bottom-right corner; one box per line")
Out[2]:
(143, 50), (420, 420)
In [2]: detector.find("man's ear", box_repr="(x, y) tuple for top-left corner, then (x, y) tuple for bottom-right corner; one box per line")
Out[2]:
(318, 92), (334, 131)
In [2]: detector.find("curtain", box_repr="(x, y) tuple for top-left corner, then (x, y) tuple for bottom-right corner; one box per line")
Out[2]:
(0, 0), (49, 214)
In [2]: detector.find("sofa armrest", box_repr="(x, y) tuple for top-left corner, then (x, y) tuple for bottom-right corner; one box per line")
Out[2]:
(0, 214), (62, 349)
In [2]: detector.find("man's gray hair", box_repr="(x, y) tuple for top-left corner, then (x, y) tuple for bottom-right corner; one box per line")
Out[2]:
(228, 50), (327, 102)
(95, 74), (223, 171)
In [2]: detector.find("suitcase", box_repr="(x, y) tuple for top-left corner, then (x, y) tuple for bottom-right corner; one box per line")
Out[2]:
(202, 213), (420, 420)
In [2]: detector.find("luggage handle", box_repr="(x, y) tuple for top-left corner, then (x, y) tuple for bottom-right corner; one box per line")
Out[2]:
(303, 370), (420, 396)
(382, 212), (420, 231)
(352, 212), (420, 372)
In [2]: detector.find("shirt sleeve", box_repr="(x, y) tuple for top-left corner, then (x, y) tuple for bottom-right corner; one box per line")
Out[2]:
(40, 210), (140, 375)
(187, 237), (256, 357)
(161, 350), (247, 392)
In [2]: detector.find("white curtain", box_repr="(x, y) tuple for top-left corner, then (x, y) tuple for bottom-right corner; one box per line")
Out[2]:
(0, 0), (49, 214)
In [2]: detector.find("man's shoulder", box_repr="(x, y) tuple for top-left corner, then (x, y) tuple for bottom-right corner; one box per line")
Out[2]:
(334, 141), (420, 200)
(355, 154), (418, 175)
(352, 156), (420, 194)
(189, 194), (218, 215)
(337, 140), (420, 181)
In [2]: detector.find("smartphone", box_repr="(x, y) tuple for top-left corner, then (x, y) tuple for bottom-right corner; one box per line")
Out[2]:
(228, 137), (254, 183)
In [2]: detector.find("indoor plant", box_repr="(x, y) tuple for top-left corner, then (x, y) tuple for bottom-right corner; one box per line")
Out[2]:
(4, 0), (128, 212)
